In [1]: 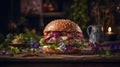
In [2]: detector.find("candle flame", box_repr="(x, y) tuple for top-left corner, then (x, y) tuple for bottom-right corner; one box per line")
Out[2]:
(108, 27), (112, 32)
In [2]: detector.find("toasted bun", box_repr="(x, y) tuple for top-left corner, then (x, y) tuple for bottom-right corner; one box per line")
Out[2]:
(44, 19), (82, 34)
(42, 46), (77, 54)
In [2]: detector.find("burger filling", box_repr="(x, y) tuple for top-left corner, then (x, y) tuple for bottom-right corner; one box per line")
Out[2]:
(39, 31), (88, 51)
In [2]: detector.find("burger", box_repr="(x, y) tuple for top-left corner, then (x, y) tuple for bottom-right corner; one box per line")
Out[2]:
(39, 19), (87, 53)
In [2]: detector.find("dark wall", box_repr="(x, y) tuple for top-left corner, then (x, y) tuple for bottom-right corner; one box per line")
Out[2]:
(0, 0), (20, 35)
(0, 0), (10, 35)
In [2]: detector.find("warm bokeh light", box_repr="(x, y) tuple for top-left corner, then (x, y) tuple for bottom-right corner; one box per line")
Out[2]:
(101, 26), (104, 32)
(108, 27), (112, 32)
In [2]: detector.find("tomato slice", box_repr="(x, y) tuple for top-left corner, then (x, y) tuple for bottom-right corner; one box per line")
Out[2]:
(44, 32), (48, 36)
(45, 35), (51, 40)
(67, 35), (74, 39)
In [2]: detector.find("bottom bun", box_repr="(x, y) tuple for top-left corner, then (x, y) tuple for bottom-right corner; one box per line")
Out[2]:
(42, 46), (78, 54)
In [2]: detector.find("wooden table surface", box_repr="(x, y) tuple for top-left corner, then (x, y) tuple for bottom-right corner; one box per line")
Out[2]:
(0, 54), (120, 67)
(0, 53), (120, 62)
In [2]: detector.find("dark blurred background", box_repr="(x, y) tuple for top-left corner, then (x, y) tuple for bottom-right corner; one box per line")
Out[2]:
(0, 0), (120, 36)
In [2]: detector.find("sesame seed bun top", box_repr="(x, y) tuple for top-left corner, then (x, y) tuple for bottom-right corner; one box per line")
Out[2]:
(43, 19), (82, 34)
